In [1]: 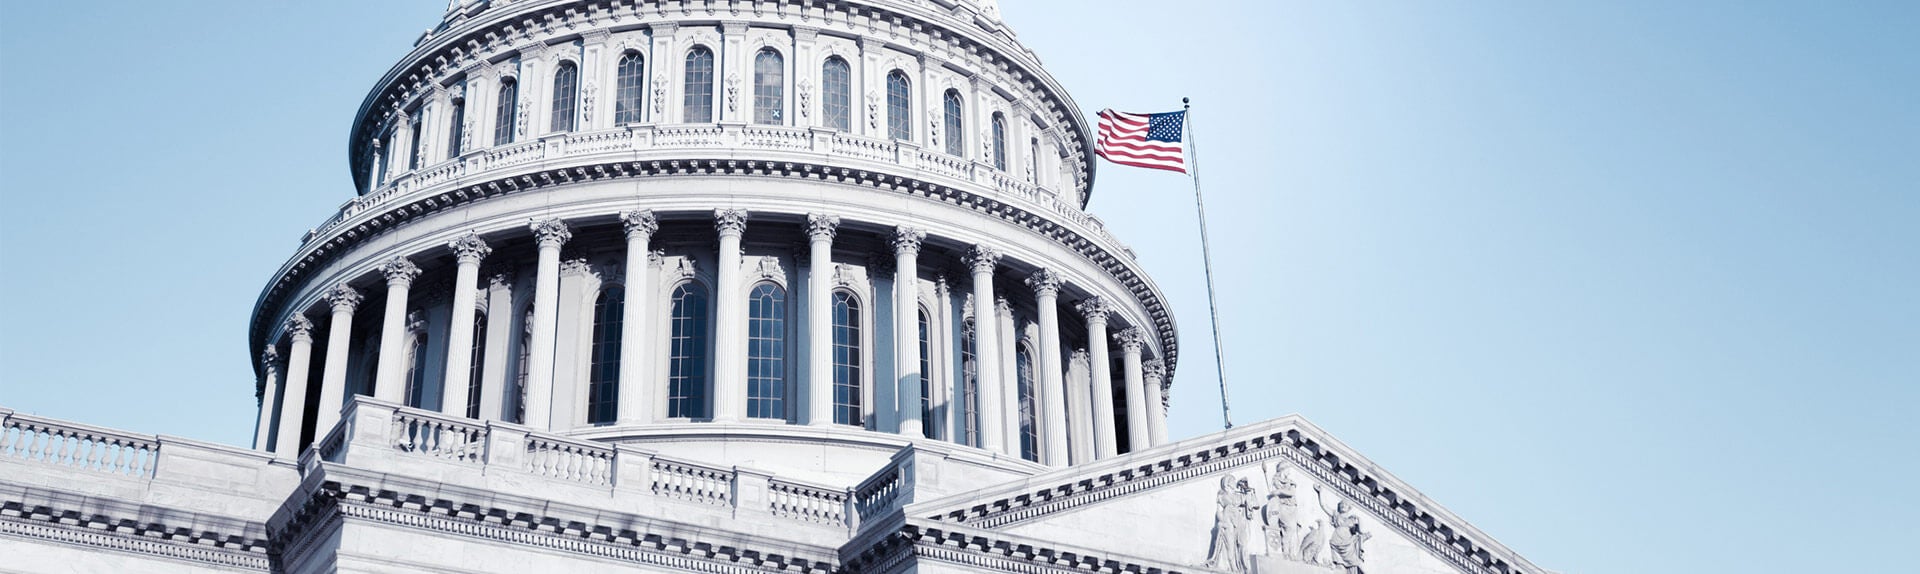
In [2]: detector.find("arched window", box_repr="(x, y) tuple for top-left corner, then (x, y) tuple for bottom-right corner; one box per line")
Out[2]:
(960, 320), (977, 446)
(667, 282), (711, 419)
(614, 51), (646, 124)
(1030, 136), (1041, 182)
(747, 283), (787, 418)
(991, 113), (1008, 170)
(918, 308), (935, 438)
(405, 329), (430, 408)
(513, 304), (534, 423)
(446, 95), (466, 159)
(831, 291), (863, 426)
(587, 286), (625, 425)
(943, 90), (964, 156)
(753, 49), (784, 125)
(465, 310), (486, 419)
(376, 129), (392, 186)
(493, 77), (518, 145)
(683, 46), (715, 123)
(821, 57), (851, 131)
(886, 71), (912, 141)
(407, 112), (424, 171)
(550, 61), (579, 133)
(1016, 344), (1038, 462)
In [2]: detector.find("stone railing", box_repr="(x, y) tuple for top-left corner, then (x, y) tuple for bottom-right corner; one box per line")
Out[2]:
(0, 409), (159, 478)
(312, 123), (1113, 251)
(852, 464), (903, 521)
(311, 398), (856, 529)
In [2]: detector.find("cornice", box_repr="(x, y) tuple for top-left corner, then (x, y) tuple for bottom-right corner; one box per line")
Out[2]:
(0, 486), (269, 571)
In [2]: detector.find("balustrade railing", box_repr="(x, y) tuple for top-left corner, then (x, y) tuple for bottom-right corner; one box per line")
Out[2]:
(0, 412), (157, 478)
(524, 435), (613, 486)
(391, 409), (487, 464)
(650, 457), (733, 506)
(852, 465), (903, 520)
(769, 478), (849, 525)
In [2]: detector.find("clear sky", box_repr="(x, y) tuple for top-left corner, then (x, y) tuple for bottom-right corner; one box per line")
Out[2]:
(1, 1), (1914, 572)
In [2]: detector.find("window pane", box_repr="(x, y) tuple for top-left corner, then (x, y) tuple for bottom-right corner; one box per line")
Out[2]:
(407, 112), (424, 170)
(832, 292), (862, 426)
(447, 98), (466, 159)
(615, 52), (646, 124)
(961, 321), (977, 445)
(668, 283), (710, 418)
(821, 57), (851, 131)
(684, 47), (714, 123)
(405, 331), (430, 408)
(587, 287), (624, 425)
(919, 309), (935, 439)
(1017, 345), (1038, 462)
(886, 71), (911, 141)
(550, 61), (578, 133)
(494, 78), (518, 145)
(466, 311), (486, 419)
(747, 283), (787, 418)
(753, 49), (784, 125)
(992, 114), (1007, 171)
(943, 91), (964, 157)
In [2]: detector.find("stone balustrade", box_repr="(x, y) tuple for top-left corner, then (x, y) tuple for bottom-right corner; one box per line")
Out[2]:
(0, 408), (159, 478)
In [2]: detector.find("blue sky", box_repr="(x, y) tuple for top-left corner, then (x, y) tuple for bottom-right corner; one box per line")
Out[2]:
(2, 2), (1914, 572)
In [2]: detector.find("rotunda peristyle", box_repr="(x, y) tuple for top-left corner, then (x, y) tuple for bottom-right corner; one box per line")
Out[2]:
(248, 0), (1176, 483)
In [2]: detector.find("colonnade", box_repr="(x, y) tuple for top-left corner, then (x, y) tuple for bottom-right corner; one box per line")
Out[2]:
(258, 209), (1170, 466)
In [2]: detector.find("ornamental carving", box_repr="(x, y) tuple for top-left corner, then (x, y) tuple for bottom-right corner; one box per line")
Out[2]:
(485, 266), (516, 289)
(1198, 463), (1374, 573)
(805, 213), (840, 242)
(1076, 297), (1112, 324)
(1025, 268), (1062, 298)
(620, 209), (659, 238)
(724, 72), (741, 113)
(381, 257), (422, 285)
(1204, 474), (1254, 573)
(1114, 327), (1148, 352)
(1142, 358), (1166, 379)
(797, 78), (811, 118)
(752, 257), (786, 283)
(581, 80), (597, 124)
(530, 218), (572, 248)
(652, 75), (668, 117)
(891, 226), (926, 256)
(865, 91), (879, 131)
(559, 257), (593, 277)
(260, 346), (280, 373)
(284, 315), (314, 342)
(448, 231), (492, 265)
(714, 208), (748, 236)
(326, 284), (364, 313)
(964, 245), (1000, 275)
(458, 117), (475, 155)
(514, 99), (530, 139)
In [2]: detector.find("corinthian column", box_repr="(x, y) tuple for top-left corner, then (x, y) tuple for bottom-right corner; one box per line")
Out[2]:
(373, 257), (423, 404)
(253, 347), (281, 451)
(892, 227), (927, 438)
(966, 246), (1007, 454)
(1026, 269), (1069, 466)
(618, 210), (658, 425)
(526, 218), (572, 429)
(805, 214), (840, 426)
(1078, 297), (1117, 459)
(316, 284), (363, 434)
(1142, 359), (1168, 446)
(1116, 327), (1150, 453)
(712, 209), (749, 422)
(276, 316), (315, 455)
(441, 232), (491, 417)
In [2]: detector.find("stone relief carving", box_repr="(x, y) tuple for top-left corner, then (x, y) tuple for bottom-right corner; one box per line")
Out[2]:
(581, 80), (597, 124)
(1205, 475), (1254, 573)
(753, 257), (785, 283)
(1199, 463), (1373, 573)
(865, 91), (879, 131)
(724, 72), (741, 113)
(652, 75), (668, 117)
(1315, 483), (1371, 572)
(797, 78), (811, 118)
(514, 99), (530, 139)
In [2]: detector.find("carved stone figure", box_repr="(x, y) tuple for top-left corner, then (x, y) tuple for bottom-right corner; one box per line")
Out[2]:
(1204, 475), (1253, 573)
(1263, 464), (1303, 559)
(1301, 518), (1327, 565)
(1314, 484), (1371, 573)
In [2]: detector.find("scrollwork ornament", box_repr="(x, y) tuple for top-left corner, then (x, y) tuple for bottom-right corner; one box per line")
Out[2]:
(530, 218), (572, 248)
(1114, 327), (1149, 352)
(621, 209), (659, 238)
(326, 283), (364, 313)
(652, 75), (668, 117)
(725, 72), (741, 113)
(964, 245), (1001, 275)
(260, 346), (280, 373)
(865, 91), (880, 131)
(1142, 358), (1166, 379)
(1025, 268), (1063, 298)
(380, 257), (422, 285)
(797, 78), (811, 118)
(514, 99), (530, 139)
(1076, 297), (1113, 324)
(714, 208), (748, 237)
(891, 226), (926, 256)
(581, 80), (597, 124)
(448, 231), (492, 265)
(805, 213), (840, 242)
(284, 315), (314, 342)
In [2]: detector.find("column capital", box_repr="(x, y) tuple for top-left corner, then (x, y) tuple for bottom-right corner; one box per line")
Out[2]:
(285, 314), (315, 343)
(531, 218), (573, 248)
(380, 256), (422, 286)
(965, 245), (1001, 274)
(891, 226), (926, 256)
(326, 284), (364, 313)
(1076, 297), (1112, 325)
(621, 209), (659, 239)
(261, 346), (281, 373)
(806, 213), (840, 242)
(715, 208), (749, 238)
(1142, 358), (1166, 379)
(1114, 327), (1149, 353)
(449, 232), (493, 265)
(1025, 268), (1063, 298)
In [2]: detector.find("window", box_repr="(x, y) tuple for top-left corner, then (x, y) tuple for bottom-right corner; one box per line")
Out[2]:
(1016, 344), (1038, 462)
(831, 291), (863, 426)
(683, 46), (714, 123)
(747, 283), (787, 419)
(494, 77), (518, 145)
(466, 310), (486, 419)
(821, 57), (851, 131)
(407, 112), (424, 171)
(614, 51), (645, 124)
(991, 113), (1007, 170)
(405, 330), (430, 408)
(550, 61), (578, 133)
(1030, 137), (1041, 181)
(918, 308), (935, 438)
(943, 90), (964, 156)
(886, 71), (911, 141)
(376, 130), (392, 186)
(667, 282), (710, 419)
(447, 96), (466, 159)
(753, 49), (784, 125)
(512, 304), (534, 423)
(960, 320), (977, 446)
(587, 287), (624, 425)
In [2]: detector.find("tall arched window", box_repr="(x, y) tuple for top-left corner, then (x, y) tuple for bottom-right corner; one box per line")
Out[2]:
(991, 113), (1008, 170)
(493, 77), (518, 145)
(465, 310), (486, 419)
(821, 57), (851, 131)
(943, 91), (965, 156)
(667, 282), (711, 419)
(886, 71), (912, 141)
(753, 49), (784, 125)
(405, 329), (430, 408)
(683, 46), (715, 123)
(407, 112), (424, 171)
(376, 129), (392, 186)
(747, 283), (787, 418)
(831, 291), (863, 426)
(1016, 344), (1038, 462)
(614, 51), (646, 124)
(550, 61), (579, 133)
(960, 320), (977, 446)
(1030, 136), (1041, 182)
(447, 95), (466, 159)
(918, 308), (935, 438)
(587, 286), (624, 425)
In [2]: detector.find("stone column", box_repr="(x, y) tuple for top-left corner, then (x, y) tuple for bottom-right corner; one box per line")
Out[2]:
(965, 246), (1006, 453)
(316, 284), (363, 434)
(373, 257), (422, 404)
(1143, 359), (1168, 446)
(1116, 327), (1150, 453)
(892, 227), (927, 438)
(712, 209), (749, 421)
(276, 316), (315, 456)
(526, 218), (572, 429)
(253, 347), (281, 451)
(618, 210), (659, 425)
(440, 232), (491, 417)
(1078, 297), (1117, 459)
(1026, 269), (1069, 466)
(805, 214), (840, 426)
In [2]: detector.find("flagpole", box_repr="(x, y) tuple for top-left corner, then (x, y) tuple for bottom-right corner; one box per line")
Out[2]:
(1183, 97), (1233, 430)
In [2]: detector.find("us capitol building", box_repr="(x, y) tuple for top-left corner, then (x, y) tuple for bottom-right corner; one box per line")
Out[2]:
(0, 1), (1545, 573)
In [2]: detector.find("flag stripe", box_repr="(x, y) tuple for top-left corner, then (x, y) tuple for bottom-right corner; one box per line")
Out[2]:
(1095, 108), (1186, 174)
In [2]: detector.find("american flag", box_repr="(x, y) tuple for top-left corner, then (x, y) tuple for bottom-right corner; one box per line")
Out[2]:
(1095, 109), (1187, 174)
